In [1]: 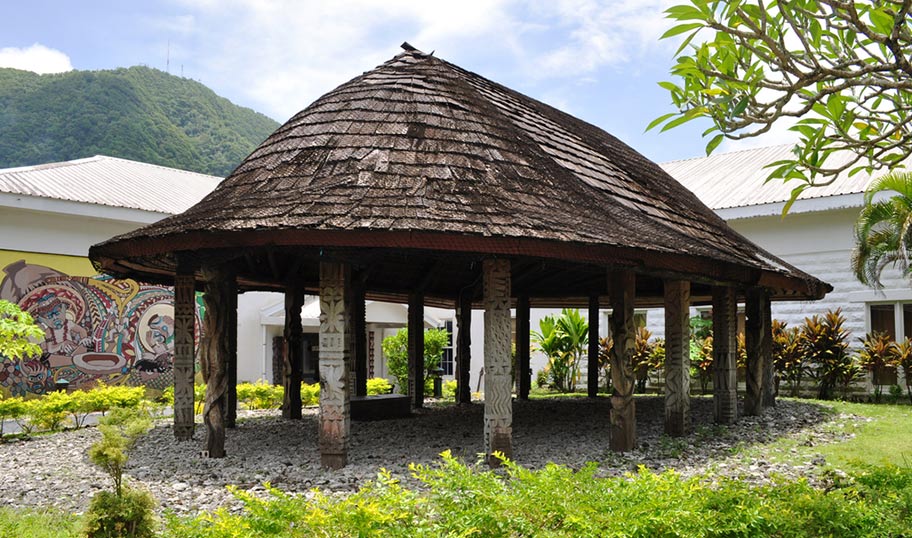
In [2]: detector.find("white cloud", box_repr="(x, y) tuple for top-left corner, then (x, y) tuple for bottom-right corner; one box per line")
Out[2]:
(527, 0), (679, 78)
(0, 43), (73, 74)
(161, 0), (677, 121)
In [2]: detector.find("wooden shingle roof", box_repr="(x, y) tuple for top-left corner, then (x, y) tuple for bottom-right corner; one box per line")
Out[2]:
(90, 48), (829, 303)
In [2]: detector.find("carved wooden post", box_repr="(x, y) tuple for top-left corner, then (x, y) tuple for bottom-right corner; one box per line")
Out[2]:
(225, 274), (238, 429)
(516, 294), (531, 400)
(351, 274), (368, 398)
(200, 266), (230, 458)
(282, 285), (305, 419)
(664, 279), (691, 436)
(712, 286), (738, 425)
(588, 295), (600, 398)
(319, 261), (351, 469)
(408, 291), (425, 409)
(173, 270), (196, 441)
(609, 271), (637, 452)
(455, 288), (472, 404)
(484, 259), (513, 466)
(762, 295), (776, 407)
(745, 287), (770, 416)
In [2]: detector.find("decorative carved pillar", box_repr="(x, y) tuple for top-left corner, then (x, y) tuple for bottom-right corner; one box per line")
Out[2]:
(609, 271), (637, 452)
(225, 275), (238, 429)
(319, 261), (351, 469)
(587, 295), (600, 398)
(455, 288), (472, 404)
(408, 291), (425, 409)
(484, 259), (513, 466)
(664, 279), (691, 436)
(351, 274), (368, 398)
(516, 294), (531, 400)
(745, 287), (770, 416)
(173, 271), (196, 441)
(762, 295), (776, 407)
(712, 286), (739, 424)
(200, 266), (231, 458)
(282, 285), (305, 419)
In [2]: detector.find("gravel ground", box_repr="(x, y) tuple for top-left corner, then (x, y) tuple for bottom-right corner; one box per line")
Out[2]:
(0, 396), (863, 515)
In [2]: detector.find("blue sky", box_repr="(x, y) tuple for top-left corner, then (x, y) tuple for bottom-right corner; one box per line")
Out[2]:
(0, 0), (793, 165)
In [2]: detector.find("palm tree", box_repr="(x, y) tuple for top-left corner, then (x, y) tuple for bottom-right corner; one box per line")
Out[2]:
(853, 171), (912, 287)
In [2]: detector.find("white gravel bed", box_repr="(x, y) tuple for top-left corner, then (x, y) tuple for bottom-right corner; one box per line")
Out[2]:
(0, 396), (862, 515)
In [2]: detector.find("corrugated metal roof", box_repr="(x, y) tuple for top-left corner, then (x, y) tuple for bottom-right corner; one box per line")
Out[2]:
(660, 144), (877, 210)
(0, 155), (222, 214)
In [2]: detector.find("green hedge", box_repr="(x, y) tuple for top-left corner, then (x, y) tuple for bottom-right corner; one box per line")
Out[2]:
(165, 453), (912, 537)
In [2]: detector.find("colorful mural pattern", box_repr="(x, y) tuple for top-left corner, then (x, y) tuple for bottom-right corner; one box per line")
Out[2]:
(0, 260), (201, 395)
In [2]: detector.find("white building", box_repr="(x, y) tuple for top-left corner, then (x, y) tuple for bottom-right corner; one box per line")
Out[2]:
(648, 144), (909, 347)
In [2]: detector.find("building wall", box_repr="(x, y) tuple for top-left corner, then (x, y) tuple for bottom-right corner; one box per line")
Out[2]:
(646, 206), (910, 350)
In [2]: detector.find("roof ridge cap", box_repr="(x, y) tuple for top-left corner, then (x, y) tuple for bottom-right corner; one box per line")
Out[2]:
(660, 143), (795, 166)
(93, 155), (223, 180)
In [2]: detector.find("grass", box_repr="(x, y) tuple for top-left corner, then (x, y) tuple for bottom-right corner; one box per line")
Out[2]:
(728, 399), (911, 472)
(813, 401), (912, 469)
(0, 507), (82, 537)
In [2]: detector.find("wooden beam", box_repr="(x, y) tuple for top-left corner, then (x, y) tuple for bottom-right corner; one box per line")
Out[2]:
(663, 279), (691, 436)
(225, 273), (238, 429)
(762, 294), (777, 408)
(516, 294), (531, 400)
(351, 272), (368, 397)
(484, 259), (513, 466)
(318, 261), (351, 469)
(587, 295), (600, 398)
(282, 284), (305, 419)
(408, 291), (425, 408)
(609, 270), (637, 452)
(712, 286), (738, 425)
(200, 265), (231, 458)
(455, 287), (473, 404)
(745, 287), (770, 416)
(172, 271), (196, 441)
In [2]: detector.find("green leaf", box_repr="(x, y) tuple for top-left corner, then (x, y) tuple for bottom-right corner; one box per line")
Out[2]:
(661, 22), (705, 39)
(705, 133), (724, 155)
(646, 112), (677, 132)
(868, 8), (895, 35)
(782, 183), (809, 216)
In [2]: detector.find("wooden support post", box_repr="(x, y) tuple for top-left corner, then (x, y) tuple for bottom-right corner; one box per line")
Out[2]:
(587, 295), (600, 398)
(352, 275), (367, 398)
(745, 288), (770, 416)
(609, 271), (637, 452)
(663, 279), (691, 436)
(225, 275), (238, 429)
(408, 291), (425, 409)
(762, 295), (777, 407)
(455, 288), (472, 404)
(319, 261), (351, 469)
(712, 286), (738, 425)
(516, 294), (531, 400)
(200, 266), (231, 458)
(484, 259), (513, 466)
(282, 285), (305, 419)
(173, 271), (196, 441)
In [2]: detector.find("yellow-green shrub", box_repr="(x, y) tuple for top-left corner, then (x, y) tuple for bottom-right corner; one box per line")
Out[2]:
(366, 377), (392, 395)
(236, 381), (283, 410)
(300, 383), (320, 406)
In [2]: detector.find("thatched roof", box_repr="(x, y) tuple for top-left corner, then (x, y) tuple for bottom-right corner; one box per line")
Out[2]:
(90, 47), (829, 305)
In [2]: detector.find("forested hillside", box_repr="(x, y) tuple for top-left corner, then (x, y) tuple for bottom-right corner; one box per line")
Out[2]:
(0, 66), (279, 176)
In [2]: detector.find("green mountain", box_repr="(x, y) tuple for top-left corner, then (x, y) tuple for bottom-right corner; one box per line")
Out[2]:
(0, 66), (280, 176)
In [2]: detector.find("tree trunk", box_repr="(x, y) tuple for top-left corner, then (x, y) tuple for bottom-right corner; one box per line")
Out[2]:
(200, 266), (231, 458)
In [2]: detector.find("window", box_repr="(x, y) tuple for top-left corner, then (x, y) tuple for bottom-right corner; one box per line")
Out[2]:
(868, 302), (912, 340)
(439, 320), (454, 376)
(867, 302), (910, 385)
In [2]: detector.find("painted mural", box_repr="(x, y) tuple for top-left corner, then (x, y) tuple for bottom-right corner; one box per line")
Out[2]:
(0, 260), (202, 396)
